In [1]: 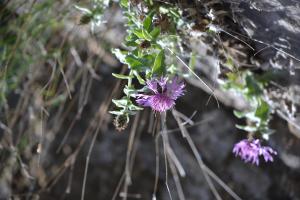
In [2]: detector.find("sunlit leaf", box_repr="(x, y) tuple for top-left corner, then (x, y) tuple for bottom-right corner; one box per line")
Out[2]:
(120, 0), (129, 8)
(133, 29), (145, 39)
(112, 49), (127, 63)
(74, 5), (92, 14)
(112, 73), (133, 79)
(152, 50), (165, 75)
(143, 14), (152, 32)
(109, 110), (125, 115)
(150, 27), (161, 40)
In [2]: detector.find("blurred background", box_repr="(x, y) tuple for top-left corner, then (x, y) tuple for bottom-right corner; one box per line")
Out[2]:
(1, 0), (300, 199)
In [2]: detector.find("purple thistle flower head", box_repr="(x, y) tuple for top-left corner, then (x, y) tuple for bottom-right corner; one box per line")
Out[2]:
(233, 139), (277, 165)
(233, 139), (260, 165)
(136, 76), (185, 112)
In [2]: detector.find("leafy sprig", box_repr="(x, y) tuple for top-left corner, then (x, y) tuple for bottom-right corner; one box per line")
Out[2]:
(222, 71), (273, 140)
(108, 1), (183, 129)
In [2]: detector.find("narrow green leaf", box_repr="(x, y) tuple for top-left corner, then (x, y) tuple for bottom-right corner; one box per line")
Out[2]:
(109, 110), (124, 115)
(128, 104), (143, 111)
(133, 29), (145, 39)
(142, 29), (153, 41)
(233, 110), (246, 118)
(150, 27), (161, 40)
(112, 99), (128, 108)
(143, 15), (152, 32)
(120, 0), (129, 8)
(152, 50), (165, 75)
(112, 49), (127, 63)
(169, 9), (180, 19)
(74, 5), (92, 14)
(112, 73), (133, 79)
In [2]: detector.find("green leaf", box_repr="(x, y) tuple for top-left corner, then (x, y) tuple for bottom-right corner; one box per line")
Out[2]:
(142, 29), (153, 41)
(233, 110), (246, 118)
(142, 54), (155, 66)
(112, 49), (127, 63)
(125, 40), (138, 47)
(74, 5), (92, 14)
(132, 29), (145, 39)
(109, 110), (124, 115)
(143, 15), (152, 32)
(169, 9), (180, 19)
(150, 27), (161, 40)
(128, 104), (143, 111)
(126, 32), (138, 41)
(152, 50), (165, 75)
(124, 86), (137, 96)
(125, 55), (144, 69)
(112, 73), (133, 79)
(120, 0), (129, 8)
(112, 99), (128, 108)
(125, 34), (138, 46)
(255, 100), (269, 122)
(132, 28), (152, 41)
(245, 75), (262, 97)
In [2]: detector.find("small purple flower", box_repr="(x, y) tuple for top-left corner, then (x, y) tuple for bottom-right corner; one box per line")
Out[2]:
(136, 77), (185, 112)
(233, 139), (260, 165)
(233, 139), (277, 165)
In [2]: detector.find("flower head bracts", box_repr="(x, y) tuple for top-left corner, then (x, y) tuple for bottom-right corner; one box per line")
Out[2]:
(233, 139), (277, 165)
(136, 77), (185, 112)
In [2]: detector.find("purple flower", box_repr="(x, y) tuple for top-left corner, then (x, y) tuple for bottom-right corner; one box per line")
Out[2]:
(233, 139), (277, 165)
(136, 77), (185, 112)
(233, 139), (260, 165)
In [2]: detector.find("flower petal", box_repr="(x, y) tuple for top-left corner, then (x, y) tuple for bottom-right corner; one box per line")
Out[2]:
(150, 94), (175, 112)
(146, 80), (158, 93)
(166, 77), (185, 99)
(136, 94), (152, 107)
